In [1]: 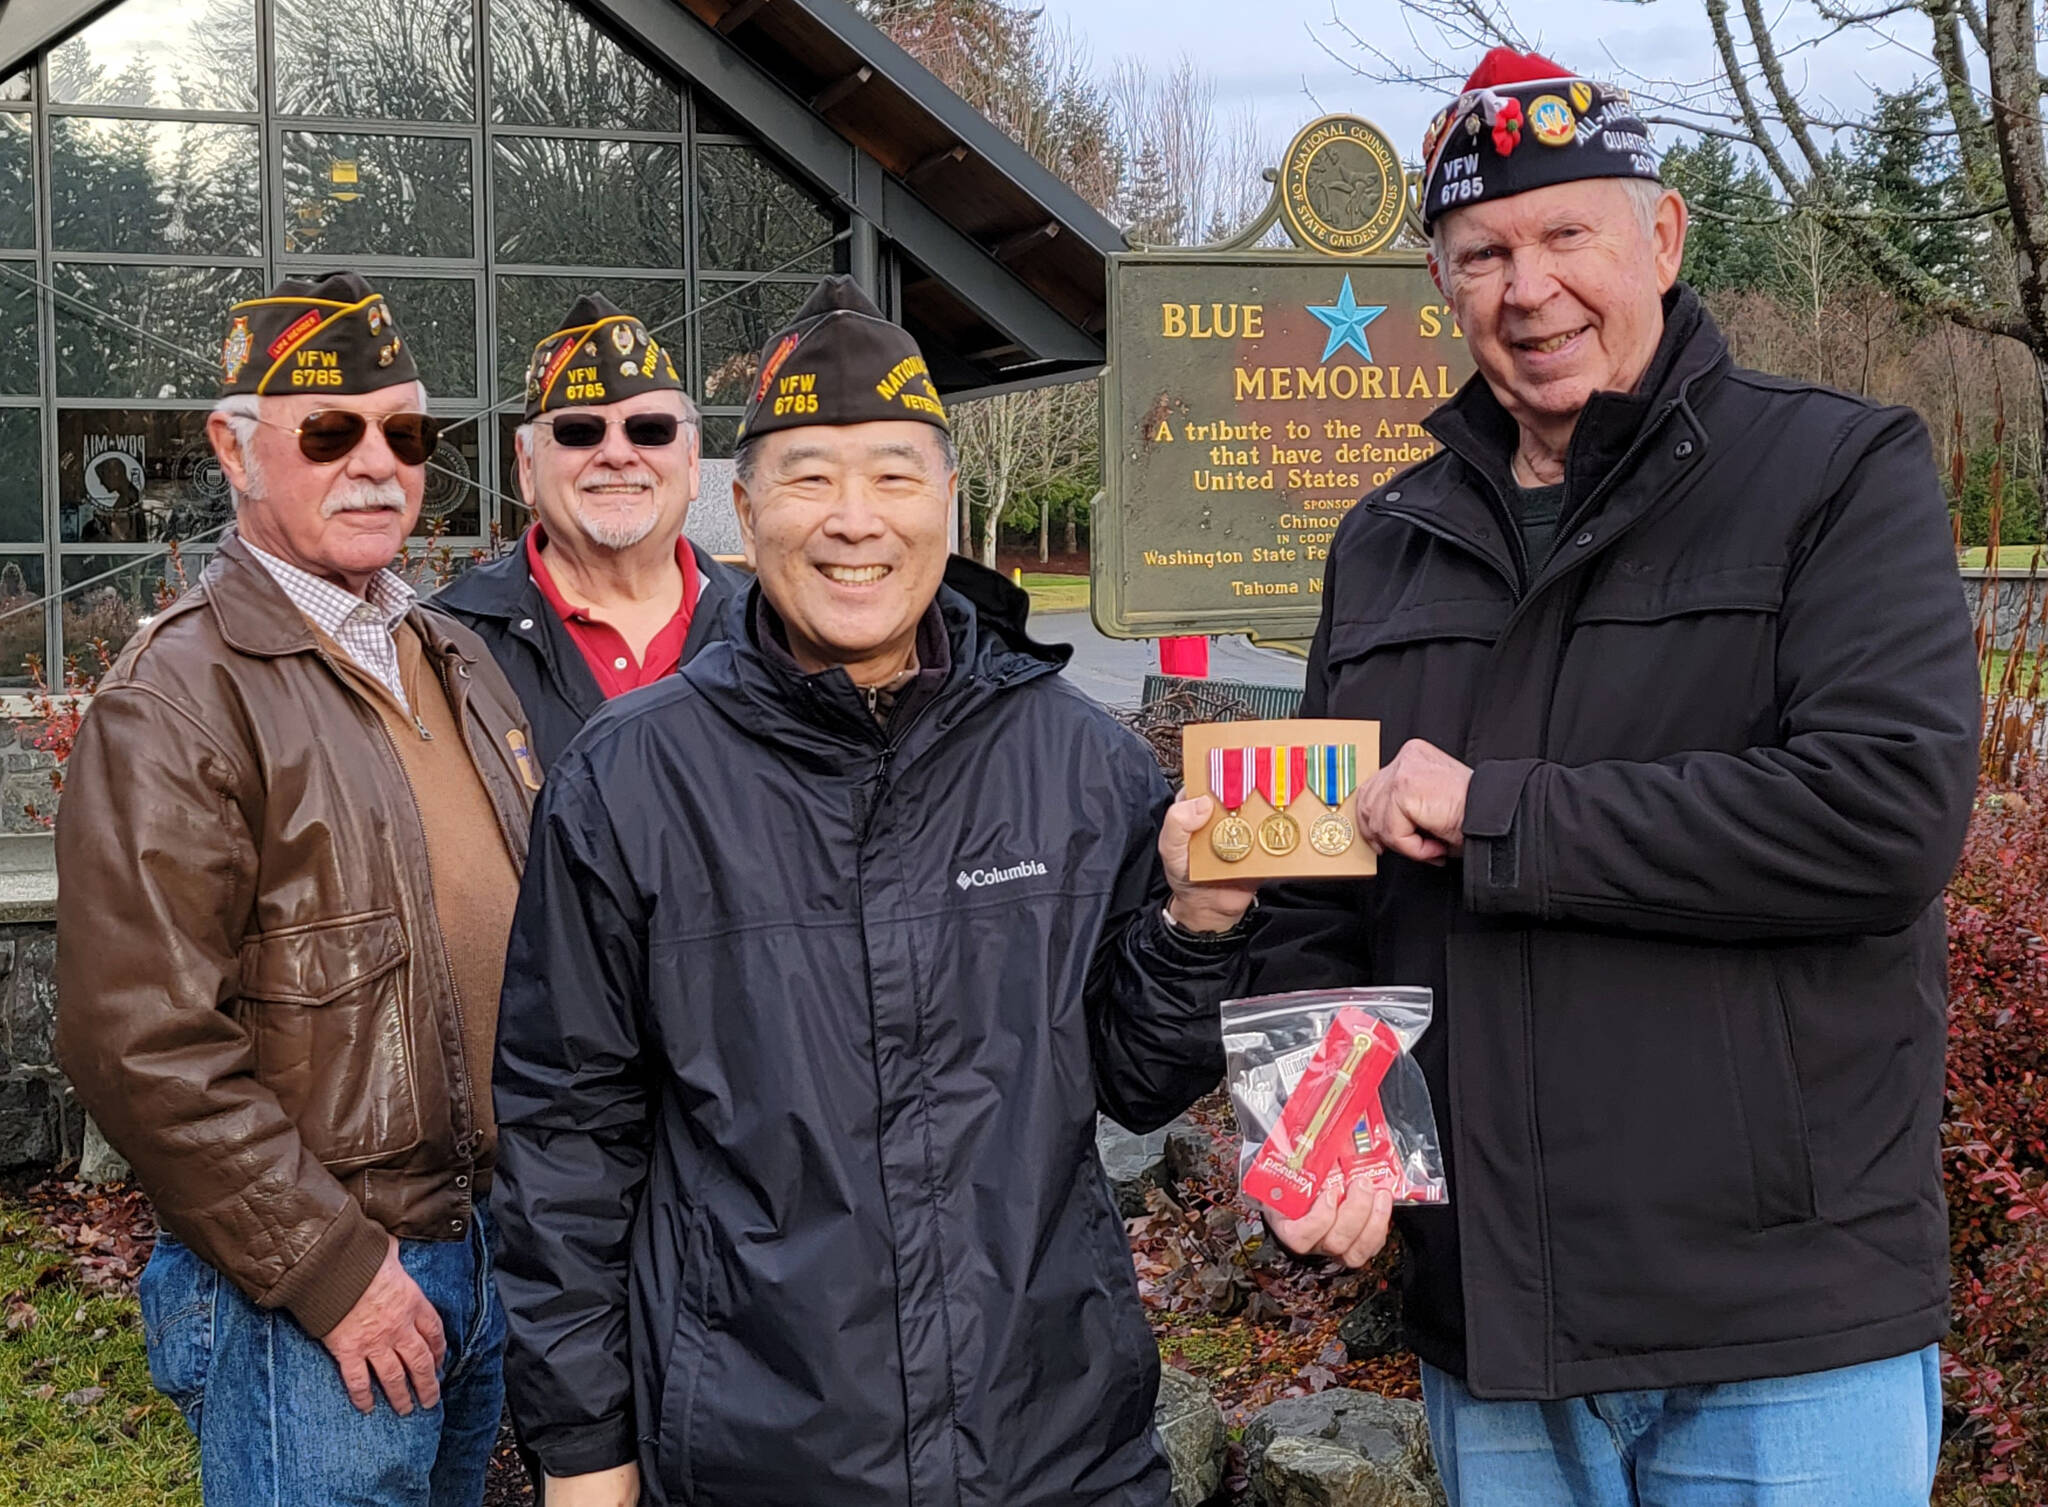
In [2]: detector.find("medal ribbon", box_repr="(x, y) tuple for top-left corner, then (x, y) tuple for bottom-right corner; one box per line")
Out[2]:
(1253, 746), (1308, 810)
(1307, 744), (1359, 807)
(1208, 746), (1249, 812)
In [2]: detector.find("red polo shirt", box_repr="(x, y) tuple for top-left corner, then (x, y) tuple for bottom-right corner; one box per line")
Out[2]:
(525, 526), (700, 699)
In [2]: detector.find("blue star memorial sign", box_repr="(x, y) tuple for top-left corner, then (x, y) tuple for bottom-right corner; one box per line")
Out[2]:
(1308, 275), (1388, 363)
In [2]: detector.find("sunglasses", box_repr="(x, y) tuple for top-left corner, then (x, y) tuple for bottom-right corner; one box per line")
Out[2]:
(260, 410), (444, 466)
(535, 412), (687, 449)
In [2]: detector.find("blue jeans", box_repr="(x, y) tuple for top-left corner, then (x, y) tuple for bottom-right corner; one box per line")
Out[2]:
(1421, 1345), (1942, 1506)
(137, 1201), (505, 1507)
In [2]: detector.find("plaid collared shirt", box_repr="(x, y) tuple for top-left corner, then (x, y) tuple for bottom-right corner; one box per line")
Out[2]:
(243, 541), (417, 715)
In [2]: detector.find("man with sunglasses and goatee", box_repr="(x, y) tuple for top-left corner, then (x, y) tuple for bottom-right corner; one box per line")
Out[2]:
(55, 271), (539, 1507)
(437, 293), (742, 769)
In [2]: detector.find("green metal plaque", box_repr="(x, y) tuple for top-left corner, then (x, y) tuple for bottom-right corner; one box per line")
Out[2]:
(1093, 252), (1477, 641)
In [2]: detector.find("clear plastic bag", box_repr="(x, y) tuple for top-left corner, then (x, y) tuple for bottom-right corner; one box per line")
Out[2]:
(1223, 987), (1448, 1217)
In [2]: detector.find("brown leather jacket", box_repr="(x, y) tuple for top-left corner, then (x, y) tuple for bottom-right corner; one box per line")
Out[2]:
(54, 535), (537, 1338)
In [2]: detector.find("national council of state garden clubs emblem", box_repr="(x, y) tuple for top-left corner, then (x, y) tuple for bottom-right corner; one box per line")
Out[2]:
(1278, 115), (1407, 258)
(221, 316), (253, 384)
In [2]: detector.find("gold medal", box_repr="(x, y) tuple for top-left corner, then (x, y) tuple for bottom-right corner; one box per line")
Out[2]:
(1310, 810), (1354, 856)
(1207, 747), (1255, 863)
(1210, 813), (1254, 862)
(1258, 812), (1300, 856)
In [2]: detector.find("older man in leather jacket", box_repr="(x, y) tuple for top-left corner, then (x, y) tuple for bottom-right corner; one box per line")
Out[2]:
(55, 272), (538, 1507)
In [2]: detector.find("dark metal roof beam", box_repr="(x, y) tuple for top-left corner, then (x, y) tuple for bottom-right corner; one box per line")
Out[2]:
(0, 0), (121, 75)
(992, 221), (1060, 264)
(583, 0), (1099, 369)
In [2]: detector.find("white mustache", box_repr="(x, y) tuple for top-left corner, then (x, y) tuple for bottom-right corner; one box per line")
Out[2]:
(322, 477), (408, 516)
(578, 470), (658, 493)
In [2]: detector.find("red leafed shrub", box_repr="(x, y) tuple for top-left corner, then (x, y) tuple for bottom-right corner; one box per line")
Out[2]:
(1941, 777), (2048, 1497)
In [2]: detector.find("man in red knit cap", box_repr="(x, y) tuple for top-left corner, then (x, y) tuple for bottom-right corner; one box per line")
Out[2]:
(1254, 48), (1976, 1505)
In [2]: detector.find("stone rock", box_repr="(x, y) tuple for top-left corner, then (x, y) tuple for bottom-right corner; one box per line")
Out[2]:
(1097, 1116), (1171, 1216)
(1337, 1287), (1404, 1361)
(78, 1117), (130, 1185)
(1153, 1365), (1227, 1507)
(1245, 1389), (1444, 1507)
(1164, 1116), (1225, 1188)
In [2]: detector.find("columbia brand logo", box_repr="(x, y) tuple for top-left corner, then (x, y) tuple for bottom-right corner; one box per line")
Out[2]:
(955, 860), (1049, 890)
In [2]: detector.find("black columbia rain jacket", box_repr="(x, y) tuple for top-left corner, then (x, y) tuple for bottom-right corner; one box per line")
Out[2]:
(1254, 288), (1979, 1399)
(435, 531), (744, 769)
(493, 560), (1248, 1505)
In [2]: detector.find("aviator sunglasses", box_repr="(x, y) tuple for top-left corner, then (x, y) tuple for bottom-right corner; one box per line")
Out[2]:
(534, 412), (687, 449)
(257, 410), (444, 466)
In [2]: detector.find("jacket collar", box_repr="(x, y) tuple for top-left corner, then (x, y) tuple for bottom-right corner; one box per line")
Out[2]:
(699, 554), (1070, 762)
(207, 528), (476, 667)
(1390, 284), (1729, 583)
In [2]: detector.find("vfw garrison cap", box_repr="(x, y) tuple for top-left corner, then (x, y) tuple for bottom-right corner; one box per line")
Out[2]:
(522, 292), (684, 423)
(1419, 48), (1660, 231)
(219, 270), (419, 397)
(735, 275), (950, 445)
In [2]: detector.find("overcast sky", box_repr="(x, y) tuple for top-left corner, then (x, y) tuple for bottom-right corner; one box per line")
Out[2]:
(1033, 0), (1945, 179)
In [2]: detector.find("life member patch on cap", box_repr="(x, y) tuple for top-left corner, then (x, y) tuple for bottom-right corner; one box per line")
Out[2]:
(734, 275), (951, 445)
(1419, 48), (1660, 230)
(219, 270), (421, 398)
(522, 291), (684, 423)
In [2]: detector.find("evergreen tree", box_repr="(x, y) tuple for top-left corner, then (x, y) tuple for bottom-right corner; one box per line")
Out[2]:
(1844, 85), (1980, 296)
(1120, 143), (1185, 247)
(1663, 135), (1779, 293)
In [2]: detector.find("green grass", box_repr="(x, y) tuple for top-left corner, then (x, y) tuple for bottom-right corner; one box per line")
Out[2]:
(1020, 572), (1090, 613)
(0, 1203), (198, 1505)
(1959, 546), (2048, 570)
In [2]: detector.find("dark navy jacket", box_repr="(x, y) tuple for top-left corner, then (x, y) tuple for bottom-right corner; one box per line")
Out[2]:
(492, 560), (1249, 1505)
(1253, 288), (1979, 1399)
(434, 530), (743, 769)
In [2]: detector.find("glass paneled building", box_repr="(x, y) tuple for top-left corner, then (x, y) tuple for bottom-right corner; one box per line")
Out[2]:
(0, 0), (1116, 682)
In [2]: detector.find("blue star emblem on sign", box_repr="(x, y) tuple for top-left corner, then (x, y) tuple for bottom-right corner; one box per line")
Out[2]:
(1307, 275), (1388, 363)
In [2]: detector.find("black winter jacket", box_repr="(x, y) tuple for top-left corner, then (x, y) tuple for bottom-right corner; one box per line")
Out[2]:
(493, 559), (1249, 1504)
(433, 530), (743, 769)
(1253, 288), (1979, 1400)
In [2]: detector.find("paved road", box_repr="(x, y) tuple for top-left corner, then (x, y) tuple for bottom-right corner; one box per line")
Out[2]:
(1026, 609), (1307, 710)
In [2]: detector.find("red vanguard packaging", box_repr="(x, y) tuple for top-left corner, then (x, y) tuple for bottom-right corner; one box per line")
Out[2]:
(1224, 988), (1448, 1220)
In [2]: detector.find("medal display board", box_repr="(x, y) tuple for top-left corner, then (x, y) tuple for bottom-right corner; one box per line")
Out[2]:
(1183, 719), (1380, 882)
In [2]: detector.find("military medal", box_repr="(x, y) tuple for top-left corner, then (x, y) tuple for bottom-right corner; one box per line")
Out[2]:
(1207, 747), (1254, 863)
(1306, 743), (1359, 856)
(1252, 745), (1306, 856)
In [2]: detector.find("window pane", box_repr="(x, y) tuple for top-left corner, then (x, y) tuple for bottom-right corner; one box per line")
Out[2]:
(273, 0), (475, 122)
(488, 0), (678, 131)
(58, 409), (232, 544)
(0, 276), (37, 395)
(374, 277), (477, 399)
(61, 549), (211, 664)
(54, 263), (265, 398)
(494, 274), (690, 403)
(0, 74), (29, 103)
(492, 417), (529, 536)
(0, 409), (43, 540)
(697, 145), (835, 274)
(699, 413), (738, 460)
(0, 115), (31, 249)
(493, 138), (681, 269)
(0, 552), (49, 690)
(415, 415), (484, 539)
(698, 279), (812, 408)
(46, 0), (256, 112)
(282, 132), (473, 259)
(50, 118), (261, 256)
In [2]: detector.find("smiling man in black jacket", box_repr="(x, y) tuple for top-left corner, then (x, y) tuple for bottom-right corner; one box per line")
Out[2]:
(492, 277), (1265, 1507)
(1256, 49), (1980, 1506)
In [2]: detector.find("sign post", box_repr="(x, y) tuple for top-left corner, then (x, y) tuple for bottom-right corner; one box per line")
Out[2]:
(1092, 116), (1478, 648)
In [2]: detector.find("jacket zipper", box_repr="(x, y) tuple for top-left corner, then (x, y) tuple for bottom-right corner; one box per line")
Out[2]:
(309, 641), (482, 1173)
